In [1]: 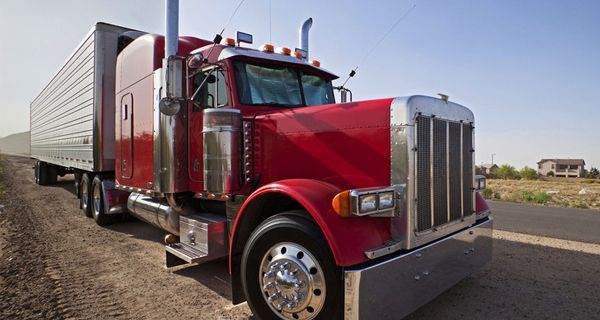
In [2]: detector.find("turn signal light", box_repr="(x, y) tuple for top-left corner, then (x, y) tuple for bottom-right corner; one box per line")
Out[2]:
(332, 190), (351, 217)
(309, 59), (321, 67)
(259, 43), (275, 53)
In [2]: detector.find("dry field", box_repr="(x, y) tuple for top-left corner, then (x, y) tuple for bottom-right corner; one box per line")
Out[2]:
(485, 178), (600, 211)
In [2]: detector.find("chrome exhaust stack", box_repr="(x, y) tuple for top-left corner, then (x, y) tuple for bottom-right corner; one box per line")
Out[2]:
(299, 17), (313, 60)
(154, 0), (187, 194)
(127, 193), (181, 235)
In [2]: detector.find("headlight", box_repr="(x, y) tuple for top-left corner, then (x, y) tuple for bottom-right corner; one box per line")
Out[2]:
(378, 191), (394, 210)
(333, 187), (397, 217)
(359, 194), (377, 213)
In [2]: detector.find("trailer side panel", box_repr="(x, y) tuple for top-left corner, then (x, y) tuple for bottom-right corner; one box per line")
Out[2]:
(30, 23), (137, 172)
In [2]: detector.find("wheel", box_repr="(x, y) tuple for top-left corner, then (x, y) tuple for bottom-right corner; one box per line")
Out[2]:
(36, 161), (49, 185)
(34, 161), (40, 184)
(80, 174), (93, 218)
(241, 212), (343, 320)
(36, 161), (57, 185)
(91, 176), (113, 226)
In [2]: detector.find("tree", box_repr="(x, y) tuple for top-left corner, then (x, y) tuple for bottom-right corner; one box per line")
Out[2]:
(496, 164), (520, 180)
(586, 167), (600, 179)
(520, 166), (538, 180)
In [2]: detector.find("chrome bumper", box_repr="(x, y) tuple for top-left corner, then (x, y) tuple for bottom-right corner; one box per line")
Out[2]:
(344, 217), (493, 320)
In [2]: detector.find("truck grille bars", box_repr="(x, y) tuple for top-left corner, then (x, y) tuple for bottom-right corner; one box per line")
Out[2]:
(415, 116), (473, 233)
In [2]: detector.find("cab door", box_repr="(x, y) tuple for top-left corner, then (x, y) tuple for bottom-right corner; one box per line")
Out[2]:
(120, 93), (133, 179)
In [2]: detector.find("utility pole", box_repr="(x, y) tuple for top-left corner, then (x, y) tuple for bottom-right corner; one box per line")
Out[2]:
(491, 153), (496, 165)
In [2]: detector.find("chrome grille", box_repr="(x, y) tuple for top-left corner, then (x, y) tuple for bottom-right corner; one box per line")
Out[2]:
(416, 116), (473, 232)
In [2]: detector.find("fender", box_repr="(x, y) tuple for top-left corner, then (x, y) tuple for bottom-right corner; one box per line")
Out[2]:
(230, 179), (392, 269)
(475, 192), (491, 219)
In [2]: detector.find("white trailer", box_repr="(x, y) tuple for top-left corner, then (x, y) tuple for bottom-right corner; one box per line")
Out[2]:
(30, 22), (142, 184)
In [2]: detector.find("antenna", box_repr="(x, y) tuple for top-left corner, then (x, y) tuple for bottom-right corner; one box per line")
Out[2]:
(269, 0), (272, 42)
(337, 4), (417, 92)
(203, 0), (248, 63)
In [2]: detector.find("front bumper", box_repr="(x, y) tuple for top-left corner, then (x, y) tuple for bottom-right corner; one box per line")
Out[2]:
(344, 217), (493, 320)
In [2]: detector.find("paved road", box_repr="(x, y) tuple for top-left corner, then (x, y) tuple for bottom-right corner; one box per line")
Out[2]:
(489, 200), (600, 244)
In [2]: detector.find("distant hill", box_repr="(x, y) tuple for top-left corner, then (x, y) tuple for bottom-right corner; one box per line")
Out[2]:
(0, 131), (30, 156)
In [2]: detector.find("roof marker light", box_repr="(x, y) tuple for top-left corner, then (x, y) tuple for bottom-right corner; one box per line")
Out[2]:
(309, 59), (321, 67)
(275, 47), (291, 55)
(221, 37), (236, 46)
(259, 43), (275, 53)
(293, 51), (303, 59)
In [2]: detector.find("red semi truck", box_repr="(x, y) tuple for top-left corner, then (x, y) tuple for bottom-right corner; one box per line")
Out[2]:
(30, 3), (492, 319)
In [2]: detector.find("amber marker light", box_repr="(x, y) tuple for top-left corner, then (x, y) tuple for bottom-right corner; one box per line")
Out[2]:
(221, 37), (236, 46)
(259, 43), (275, 53)
(309, 59), (321, 67)
(332, 190), (351, 217)
(275, 47), (292, 55)
(293, 51), (304, 59)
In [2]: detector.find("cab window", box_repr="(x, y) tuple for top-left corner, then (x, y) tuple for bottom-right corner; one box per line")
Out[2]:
(192, 68), (228, 108)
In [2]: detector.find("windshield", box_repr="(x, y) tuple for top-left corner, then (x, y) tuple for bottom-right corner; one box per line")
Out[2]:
(233, 61), (335, 107)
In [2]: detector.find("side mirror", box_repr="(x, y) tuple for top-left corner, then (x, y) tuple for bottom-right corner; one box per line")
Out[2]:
(160, 55), (185, 116)
(187, 52), (204, 69)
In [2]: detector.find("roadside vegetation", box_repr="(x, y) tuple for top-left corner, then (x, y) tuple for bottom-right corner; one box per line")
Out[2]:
(478, 163), (600, 210)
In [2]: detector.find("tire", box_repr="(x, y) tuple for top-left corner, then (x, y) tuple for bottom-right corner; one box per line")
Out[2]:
(241, 212), (343, 320)
(34, 161), (40, 184)
(36, 161), (57, 185)
(91, 176), (113, 226)
(80, 174), (93, 218)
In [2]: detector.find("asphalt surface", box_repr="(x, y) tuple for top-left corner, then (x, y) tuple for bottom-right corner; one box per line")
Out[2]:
(489, 200), (600, 244)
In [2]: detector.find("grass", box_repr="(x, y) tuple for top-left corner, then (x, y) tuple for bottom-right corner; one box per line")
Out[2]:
(482, 178), (600, 211)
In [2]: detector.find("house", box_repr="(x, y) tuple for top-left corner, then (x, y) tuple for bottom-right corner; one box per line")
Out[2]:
(480, 163), (499, 175)
(537, 159), (585, 178)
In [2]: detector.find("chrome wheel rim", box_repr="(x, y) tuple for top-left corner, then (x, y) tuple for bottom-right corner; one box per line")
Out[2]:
(81, 180), (89, 211)
(92, 183), (101, 217)
(259, 242), (325, 320)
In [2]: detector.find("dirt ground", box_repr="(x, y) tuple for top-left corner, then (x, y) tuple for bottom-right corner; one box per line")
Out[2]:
(1, 155), (599, 320)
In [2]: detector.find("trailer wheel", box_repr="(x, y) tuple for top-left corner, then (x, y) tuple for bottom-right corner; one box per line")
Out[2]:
(91, 176), (113, 226)
(80, 174), (93, 218)
(241, 213), (343, 320)
(35, 161), (57, 185)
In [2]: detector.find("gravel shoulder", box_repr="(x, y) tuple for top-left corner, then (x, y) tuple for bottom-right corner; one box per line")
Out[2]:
(1, 155), (599, 319)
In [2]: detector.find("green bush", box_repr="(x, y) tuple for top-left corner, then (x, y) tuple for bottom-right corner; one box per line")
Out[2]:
(520, 166), (538, 180)
(496, 164), (521, 180)
(506, 190), (534, 202)
(520, 190), (534, 201)
(574, 203), (589, 209)
(585, 167), (599, 179)
(482, 188), (493, 199)
(494, 192), (501, 199)
(533, 192), (551, 203)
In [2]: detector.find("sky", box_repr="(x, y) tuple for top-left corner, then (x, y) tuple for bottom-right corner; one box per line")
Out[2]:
(0, 0), (599, 169)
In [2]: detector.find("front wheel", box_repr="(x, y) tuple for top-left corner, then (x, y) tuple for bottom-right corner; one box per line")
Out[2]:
(241, 212), (343, 320)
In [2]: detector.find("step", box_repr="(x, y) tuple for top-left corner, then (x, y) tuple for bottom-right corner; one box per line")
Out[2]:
(165, 243), (209, 268)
